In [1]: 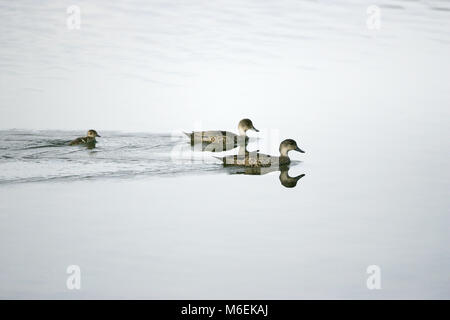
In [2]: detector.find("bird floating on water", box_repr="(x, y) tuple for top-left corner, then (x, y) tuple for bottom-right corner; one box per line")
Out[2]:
(184, 118), (259, 151)
(69, 129), (101, 148)
(217, 139), (305, 168)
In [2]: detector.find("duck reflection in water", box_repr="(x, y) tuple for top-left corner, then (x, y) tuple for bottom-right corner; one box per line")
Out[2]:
(227, 165), (305, 188)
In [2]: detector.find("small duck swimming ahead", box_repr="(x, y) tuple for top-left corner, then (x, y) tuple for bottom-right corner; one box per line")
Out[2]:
(184, 119), (259, 147)
(218, 139), (305, 167)
(69, 129), (101, 147)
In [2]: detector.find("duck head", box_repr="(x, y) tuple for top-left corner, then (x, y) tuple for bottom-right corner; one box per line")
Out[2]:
(279, 139), (305, 157)
(238, 118), (259, 135)
(87, 129), (101, 138)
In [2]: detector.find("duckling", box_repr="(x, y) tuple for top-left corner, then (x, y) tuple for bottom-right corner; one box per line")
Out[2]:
(184, 119), (259, 147)
(69, 129), (101, 146)
(217, 139), (305, 167)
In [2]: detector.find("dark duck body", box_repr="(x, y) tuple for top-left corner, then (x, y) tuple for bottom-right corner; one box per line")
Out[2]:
(218, 139), (305, 168)
(69, 129), (101, 148)
(185, 119), (259, 151)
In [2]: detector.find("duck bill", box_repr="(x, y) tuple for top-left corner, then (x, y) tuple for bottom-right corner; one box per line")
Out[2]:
(252, 127), (259, 132)
(96, 134), (101, 137)
(295, 147), (305, 153)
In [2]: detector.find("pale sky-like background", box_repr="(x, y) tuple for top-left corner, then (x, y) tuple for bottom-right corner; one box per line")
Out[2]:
(0, 0), (449, 137)
(1, 0), (450, 299)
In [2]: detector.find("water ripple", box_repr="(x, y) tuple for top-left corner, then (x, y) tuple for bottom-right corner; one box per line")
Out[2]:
(0, 130), (222, 184)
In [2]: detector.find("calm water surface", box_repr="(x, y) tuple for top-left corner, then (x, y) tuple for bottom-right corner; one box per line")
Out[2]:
(0, 0), (449, 299)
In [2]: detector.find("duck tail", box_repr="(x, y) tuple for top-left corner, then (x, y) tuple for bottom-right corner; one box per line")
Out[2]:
(183, 131), (192, 138)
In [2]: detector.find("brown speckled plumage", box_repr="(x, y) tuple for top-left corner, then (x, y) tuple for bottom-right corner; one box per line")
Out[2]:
(185, 119), (258, 149)
(218, 139), (305, 168)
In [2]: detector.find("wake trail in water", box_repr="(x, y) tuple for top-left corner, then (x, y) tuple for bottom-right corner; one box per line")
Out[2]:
(0, 130), (223, 184)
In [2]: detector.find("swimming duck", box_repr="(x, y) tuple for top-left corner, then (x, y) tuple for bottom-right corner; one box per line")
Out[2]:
(184, 119), (259, 148)
(217, 139), (305, 167)
(69, 129), (101, 146)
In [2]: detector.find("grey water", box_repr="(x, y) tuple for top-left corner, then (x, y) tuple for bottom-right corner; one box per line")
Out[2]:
(0, 130), (224, 184)
(1, 0), (450, 299)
